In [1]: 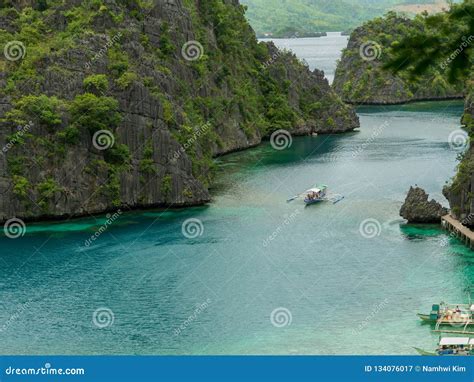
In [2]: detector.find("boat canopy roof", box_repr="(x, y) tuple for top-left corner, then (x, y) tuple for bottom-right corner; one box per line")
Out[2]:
(439, 337), (470, 346)
(306, 185), (327, 192)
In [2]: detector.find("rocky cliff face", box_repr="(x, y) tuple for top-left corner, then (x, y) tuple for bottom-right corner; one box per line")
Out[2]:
(0, 0), (358, 222)
(333, 13), (464, 104)
(443, 79), (474, 227)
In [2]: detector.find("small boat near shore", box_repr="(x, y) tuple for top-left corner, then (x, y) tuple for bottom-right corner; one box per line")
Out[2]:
(303, 186), (327, 205)
(287, 185), (344, 205)
(417, 302), (474, 327)
(415, 334), (474, 356)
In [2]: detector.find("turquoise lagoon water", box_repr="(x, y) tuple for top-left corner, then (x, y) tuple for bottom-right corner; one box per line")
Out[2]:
(0, 100), (472, 355)
(0, 35), (473, 355)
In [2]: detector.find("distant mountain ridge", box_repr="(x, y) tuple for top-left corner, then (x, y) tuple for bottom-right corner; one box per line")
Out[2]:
(241, 0), (452, 37)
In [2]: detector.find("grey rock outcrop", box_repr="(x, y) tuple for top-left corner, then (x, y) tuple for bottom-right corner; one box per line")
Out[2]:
(400, 187), (448, 223)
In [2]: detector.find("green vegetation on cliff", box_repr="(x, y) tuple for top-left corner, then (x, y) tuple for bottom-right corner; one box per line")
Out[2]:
(445, 78), (474, 223)
(383, 0), (474, 225)
(333, 11), (464, 104)
(240, 0), (447, 38)
(0, 0), (357, 221)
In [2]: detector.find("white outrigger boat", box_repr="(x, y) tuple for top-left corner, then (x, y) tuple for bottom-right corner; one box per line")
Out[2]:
(417, 302), (474, 328)
(287, 185), (344, 205)
(415, 332), (474, 356)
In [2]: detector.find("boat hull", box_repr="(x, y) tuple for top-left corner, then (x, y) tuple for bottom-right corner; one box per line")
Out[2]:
(417, 313), (474, 325)
(414, 347), (437, 356)
(304, 198), (324, 205)
(417, 313), (434, 323)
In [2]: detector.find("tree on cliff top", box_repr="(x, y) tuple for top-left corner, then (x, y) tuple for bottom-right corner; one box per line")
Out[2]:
(384, 0), (474, 83)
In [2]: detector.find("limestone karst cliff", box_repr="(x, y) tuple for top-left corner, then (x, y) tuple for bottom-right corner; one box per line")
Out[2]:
(333, 13), (464, 105)
(0, 0), (359, 221)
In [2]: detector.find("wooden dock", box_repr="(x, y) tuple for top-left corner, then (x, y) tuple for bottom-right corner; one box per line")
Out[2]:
(441, 214), (474, 249)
